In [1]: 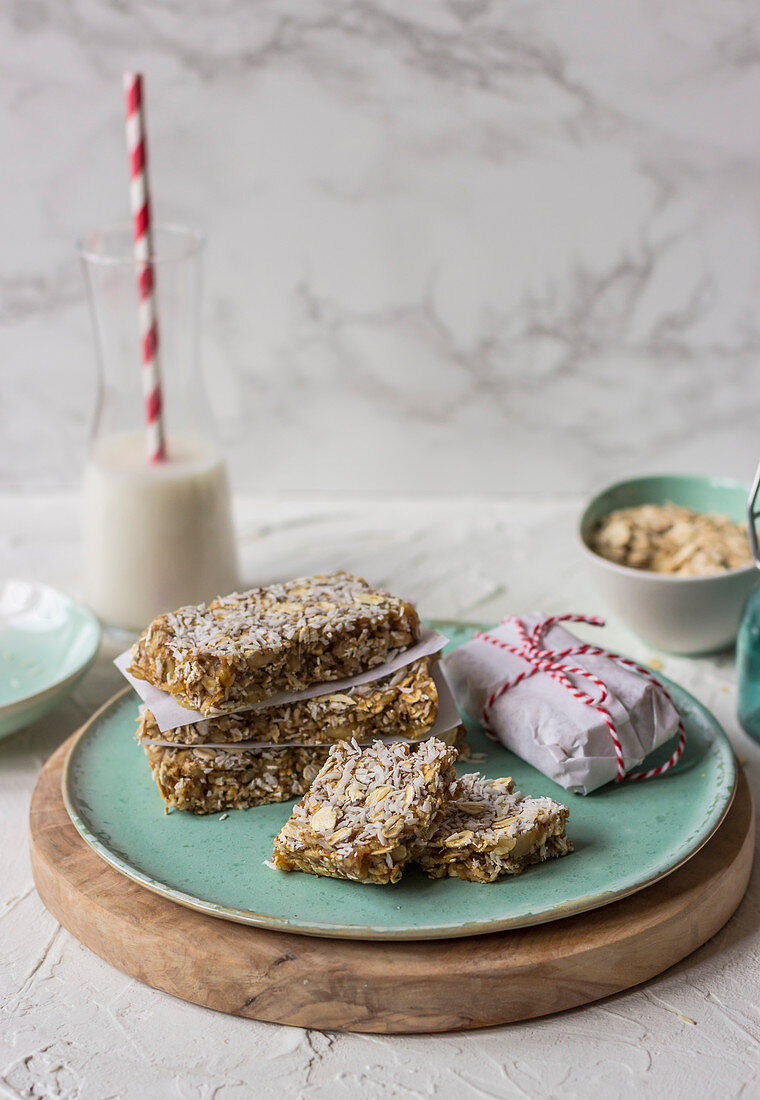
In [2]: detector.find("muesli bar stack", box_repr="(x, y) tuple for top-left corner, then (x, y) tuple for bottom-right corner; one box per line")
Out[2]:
(129, 572), (461, 814)
(129, 571), (420, 715)
(272, 738), (458, 884)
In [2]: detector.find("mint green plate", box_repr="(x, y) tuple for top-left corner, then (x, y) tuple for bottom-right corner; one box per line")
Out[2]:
(0, 580), (101, 739)
(63, 621), (736, 941)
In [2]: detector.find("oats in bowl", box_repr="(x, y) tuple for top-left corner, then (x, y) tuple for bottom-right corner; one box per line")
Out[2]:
(590, 502), (752, 576)
(578, 475), (759, 653)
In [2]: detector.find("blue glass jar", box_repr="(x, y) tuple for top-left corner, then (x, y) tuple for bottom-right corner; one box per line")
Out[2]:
(737, 587), (760, 743)
(737, 465), (760, 743)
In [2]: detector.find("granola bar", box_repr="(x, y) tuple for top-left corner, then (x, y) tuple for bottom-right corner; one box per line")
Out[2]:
(128, 572), (419, 715)
(416, 773), (572, 883)
(144, 742), (333, 814)
(137, 657), (438, 746)
(271, 738), (458, 884)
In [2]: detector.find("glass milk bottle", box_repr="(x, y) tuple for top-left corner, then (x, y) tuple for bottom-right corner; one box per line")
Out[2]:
(79, 224), (239, 634)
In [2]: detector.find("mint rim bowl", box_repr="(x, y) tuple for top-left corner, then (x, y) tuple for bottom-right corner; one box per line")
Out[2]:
(0, 581), (102, 738)
(577, 475), (759, 655)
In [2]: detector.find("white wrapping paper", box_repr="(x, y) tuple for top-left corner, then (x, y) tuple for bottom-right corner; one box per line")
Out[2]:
(115, 628), (448, 733)
(441, 614), (681, 794)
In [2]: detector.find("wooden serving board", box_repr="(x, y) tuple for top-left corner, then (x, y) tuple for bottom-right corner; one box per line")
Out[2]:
(31, 735), (754, 1034)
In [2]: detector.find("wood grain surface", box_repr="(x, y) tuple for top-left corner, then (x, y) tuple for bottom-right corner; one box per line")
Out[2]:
(30, 735), (754, 1034)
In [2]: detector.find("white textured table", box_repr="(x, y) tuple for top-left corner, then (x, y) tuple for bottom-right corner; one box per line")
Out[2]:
(2, 493), (759, 1100)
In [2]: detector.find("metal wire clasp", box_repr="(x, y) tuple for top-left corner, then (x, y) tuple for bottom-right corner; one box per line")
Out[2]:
(748, 462), (760, 568)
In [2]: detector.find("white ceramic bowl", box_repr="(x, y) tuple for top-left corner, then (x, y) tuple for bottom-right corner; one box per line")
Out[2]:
(578, 475), (759, 655)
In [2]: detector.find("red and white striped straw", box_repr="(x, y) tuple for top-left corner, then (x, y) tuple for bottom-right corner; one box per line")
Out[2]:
(124, 72), (167, 463)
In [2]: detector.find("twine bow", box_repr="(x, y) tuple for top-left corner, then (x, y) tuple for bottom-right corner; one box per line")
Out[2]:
(473, 614), (686, 783)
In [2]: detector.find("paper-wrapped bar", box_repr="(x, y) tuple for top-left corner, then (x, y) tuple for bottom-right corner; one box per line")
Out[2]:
(442, 613), (682, 795)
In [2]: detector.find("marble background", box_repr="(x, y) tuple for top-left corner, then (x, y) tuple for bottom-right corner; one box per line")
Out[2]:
(3, 0), (760, 494)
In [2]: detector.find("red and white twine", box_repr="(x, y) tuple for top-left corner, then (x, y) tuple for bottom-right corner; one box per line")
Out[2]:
(474, 614), (687, 783)
(124, 72), (166, 463)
